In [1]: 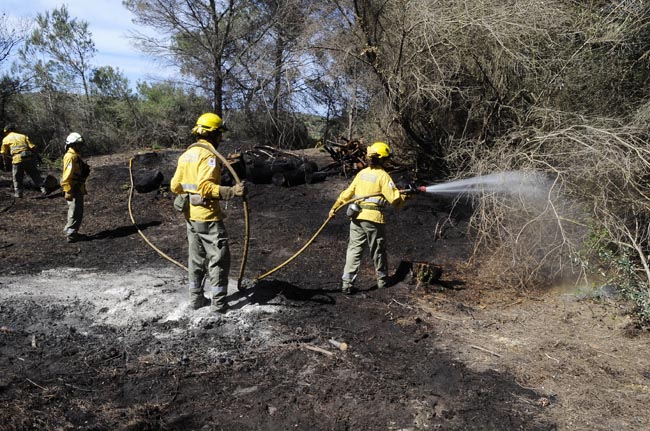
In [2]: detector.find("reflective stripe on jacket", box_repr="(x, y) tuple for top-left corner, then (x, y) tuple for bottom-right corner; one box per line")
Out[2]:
(61, 148), (88, 194)
(336, 166), (404, 224)
(170, 139), (226, 222)
(1, 132), (37, 164)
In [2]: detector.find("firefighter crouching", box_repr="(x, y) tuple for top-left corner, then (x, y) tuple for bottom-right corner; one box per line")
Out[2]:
(1, 124), (47, 198)
(170, 112), (246, 313)
(61, 132), (90, 243)
(329, 141), (408, 295)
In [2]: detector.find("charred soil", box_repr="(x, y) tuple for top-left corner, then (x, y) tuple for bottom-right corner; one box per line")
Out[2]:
(1, 144), (649, 430)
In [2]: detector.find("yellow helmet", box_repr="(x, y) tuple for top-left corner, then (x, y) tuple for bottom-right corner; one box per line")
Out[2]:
(192, 112), (224, 136)
(367, 141), (392, 159)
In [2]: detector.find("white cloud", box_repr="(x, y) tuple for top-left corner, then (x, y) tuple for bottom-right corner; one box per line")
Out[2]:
(1, 0), (177, 85)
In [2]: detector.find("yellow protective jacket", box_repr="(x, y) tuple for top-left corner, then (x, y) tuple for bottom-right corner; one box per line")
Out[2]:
(170, 139), (227, 222)
(61, 148), (88, 195)
(335, 166), (404, 224)
(1, 132), (37, 164)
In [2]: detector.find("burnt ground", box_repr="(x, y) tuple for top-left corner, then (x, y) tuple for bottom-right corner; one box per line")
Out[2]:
(1, 144), (650, 430)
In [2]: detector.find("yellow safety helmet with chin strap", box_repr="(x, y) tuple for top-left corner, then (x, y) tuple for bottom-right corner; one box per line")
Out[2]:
(367, 141), (392, 159)
(192, 112), (225, 136)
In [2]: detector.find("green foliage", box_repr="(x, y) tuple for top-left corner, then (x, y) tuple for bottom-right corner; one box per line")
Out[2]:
(135, 81), (209, 148)
(20, 5), (96, 100)
(581, 223), (650, 323)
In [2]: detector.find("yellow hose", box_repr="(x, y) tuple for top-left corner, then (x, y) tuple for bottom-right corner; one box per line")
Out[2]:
(128, 158), (187, 271)
(127, 151), (251, 289)
(129, 149), (405, 288)
(203, 148), (250, 290)
(255, 192), (383, 281)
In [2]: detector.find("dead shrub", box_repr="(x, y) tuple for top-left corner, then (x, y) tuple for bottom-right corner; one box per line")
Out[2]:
(448, 110), (650, 308)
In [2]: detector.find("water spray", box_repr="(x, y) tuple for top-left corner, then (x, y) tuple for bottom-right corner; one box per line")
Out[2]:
(415, 171), (548, 198)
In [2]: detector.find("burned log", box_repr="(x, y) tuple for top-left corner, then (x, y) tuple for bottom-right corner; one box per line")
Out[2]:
(323, 137), (367, 177)
(134, 170), (164, 193)
(43, 174), (59, 194)
(240, 145), (326, 186)
(271, 161), (325, 187)
(23, 174), (59, 193)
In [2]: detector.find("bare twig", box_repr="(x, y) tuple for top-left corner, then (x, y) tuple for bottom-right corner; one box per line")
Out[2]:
(470, 344), (502, 358)
(302, 344), (334, 357)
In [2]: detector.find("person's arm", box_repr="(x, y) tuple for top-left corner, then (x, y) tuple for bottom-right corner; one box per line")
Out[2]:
(26, 135), (38, 154)
(61, 153), (79, 199)
(1, 142), (9, 170)
(329, 177), (357, 217)
(170, 165), (184, 195)
(380, 173), (405, 208)
(196, 154), (222, 198)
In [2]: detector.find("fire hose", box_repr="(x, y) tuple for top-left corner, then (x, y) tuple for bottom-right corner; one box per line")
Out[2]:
(127, 149), (250, 290)
(129, 151), (418, 288)
(255, 189), (417, 282)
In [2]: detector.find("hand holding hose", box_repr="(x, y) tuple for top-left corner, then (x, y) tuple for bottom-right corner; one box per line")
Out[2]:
(329, 199), (345, 218)
(219, 182), (247, 200)
(400, 183), (419, 196)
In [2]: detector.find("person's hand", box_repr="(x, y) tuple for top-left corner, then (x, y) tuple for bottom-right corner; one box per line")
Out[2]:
(64, 191), (74, 201)
(329, 199), (344, 218)
(233, 182), (246, 197)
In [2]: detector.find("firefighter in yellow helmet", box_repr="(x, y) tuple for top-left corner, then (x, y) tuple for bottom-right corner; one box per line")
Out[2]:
(170, 112), (246, 312)
(1, 124), (47, 198)
(329, 141), (408, 294)
(61, 132), (90, 243)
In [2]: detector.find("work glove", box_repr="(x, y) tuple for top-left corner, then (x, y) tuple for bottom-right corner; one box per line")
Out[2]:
(233, 182), (246, 197)
(219, 182), (246, 200)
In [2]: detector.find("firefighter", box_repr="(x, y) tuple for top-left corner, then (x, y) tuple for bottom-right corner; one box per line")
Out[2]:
(1, 124), (47, 198)
(170, 112), (246, 313)
(61, 132), (90, 243)
(329, 141), (408, 294)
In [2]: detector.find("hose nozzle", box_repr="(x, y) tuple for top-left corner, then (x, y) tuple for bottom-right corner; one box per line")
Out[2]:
(400, 183), (424, 195)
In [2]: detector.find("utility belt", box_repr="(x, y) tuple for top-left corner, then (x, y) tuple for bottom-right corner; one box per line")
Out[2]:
(347, 202), (384, 219)
(359, 203), (383, 211)
(188, 194), (215, 206)
(174, 192), (216, 212)
(12, 149), (33, 160)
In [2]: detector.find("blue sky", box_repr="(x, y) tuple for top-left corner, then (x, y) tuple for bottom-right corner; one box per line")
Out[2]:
(2, 0), (176, 86)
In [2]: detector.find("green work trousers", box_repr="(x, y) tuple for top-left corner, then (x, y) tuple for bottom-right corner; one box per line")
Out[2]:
(64, 193), (84, 236)
(342, 219), (389, 289)
(186, 219), (230, 304)
(12, 159), (44, 196)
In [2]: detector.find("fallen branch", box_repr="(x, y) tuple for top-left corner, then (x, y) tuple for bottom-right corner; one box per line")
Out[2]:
(470, 344), (502, 358)
(545, 353), (560, 363)
(26, 378), (47, 390)
(302, 344), (334, 357)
